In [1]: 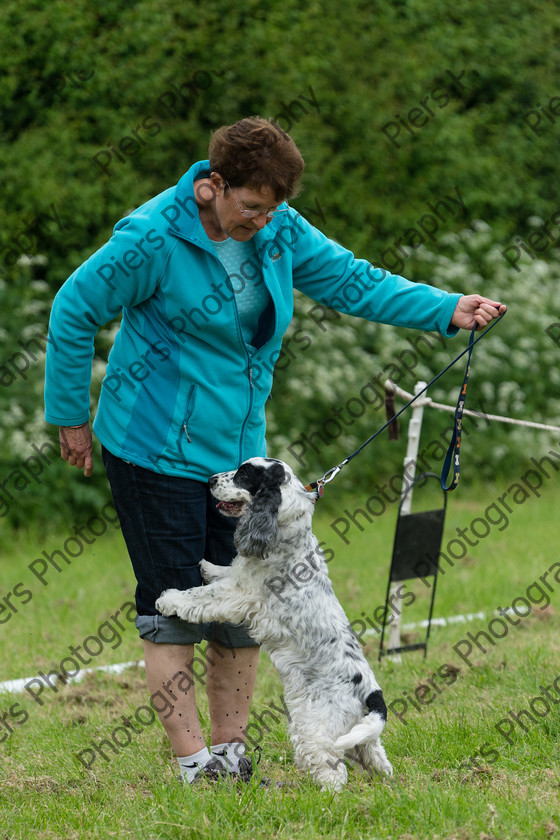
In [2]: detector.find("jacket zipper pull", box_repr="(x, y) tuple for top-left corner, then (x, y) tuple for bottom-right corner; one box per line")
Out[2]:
(248, 365), (254, 390)
(183, 423), (192, 443)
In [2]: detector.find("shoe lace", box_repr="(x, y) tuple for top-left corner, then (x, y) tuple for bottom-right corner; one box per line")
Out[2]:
(237, 745), (262, 780)
(198, 756), (228, 780)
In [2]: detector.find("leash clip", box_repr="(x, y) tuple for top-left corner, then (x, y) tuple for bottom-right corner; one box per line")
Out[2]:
(305, 464), (342, 498)
(318, 464), (343, 488)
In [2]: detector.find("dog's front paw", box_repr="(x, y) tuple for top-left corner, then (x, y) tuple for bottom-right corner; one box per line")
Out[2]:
(199, 559), (230, 583)
(155, 589), (182, 617)
(199, 559), (214, 582)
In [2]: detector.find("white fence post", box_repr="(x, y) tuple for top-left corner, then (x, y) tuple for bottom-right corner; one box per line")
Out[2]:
(387, 380), (427, 661)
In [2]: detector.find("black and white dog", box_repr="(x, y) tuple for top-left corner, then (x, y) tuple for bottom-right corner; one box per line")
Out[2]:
(156, 457), (392, 791)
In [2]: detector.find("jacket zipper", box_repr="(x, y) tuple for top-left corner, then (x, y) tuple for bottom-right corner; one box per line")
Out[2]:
(236, 339), (255, 465)
(205, 251), (268, 464)
(232, 292), (256, 465)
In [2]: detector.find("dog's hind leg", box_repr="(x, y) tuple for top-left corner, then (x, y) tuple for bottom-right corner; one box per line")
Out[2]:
(292, 737), (348, 791)
(308, 752), (348, 792)
(353, 739), (393, 777)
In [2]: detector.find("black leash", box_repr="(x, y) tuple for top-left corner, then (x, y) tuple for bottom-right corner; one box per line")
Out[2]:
(305, 311), (506, 496)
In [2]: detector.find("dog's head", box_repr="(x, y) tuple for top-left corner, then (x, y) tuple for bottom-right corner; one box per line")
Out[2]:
(209, 457), (314, 559)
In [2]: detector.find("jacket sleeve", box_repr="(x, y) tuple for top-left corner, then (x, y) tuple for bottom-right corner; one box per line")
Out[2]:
(289, 211), (462, 336)
(44, 215), (170, 426)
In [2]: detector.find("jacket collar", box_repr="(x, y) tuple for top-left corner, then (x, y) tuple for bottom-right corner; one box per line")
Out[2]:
(169, 160), (285, 255)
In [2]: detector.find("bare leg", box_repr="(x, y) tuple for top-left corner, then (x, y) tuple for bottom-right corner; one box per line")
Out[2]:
(143, 639), (260, 757)
(206, 643), (260, 746)
(143, 640), (205, 756)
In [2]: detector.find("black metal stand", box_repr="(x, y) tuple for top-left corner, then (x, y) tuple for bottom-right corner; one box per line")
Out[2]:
(378, 473), (447, 661)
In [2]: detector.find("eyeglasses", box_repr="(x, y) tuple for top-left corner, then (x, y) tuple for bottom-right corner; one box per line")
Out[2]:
(225, 181), (289, 219)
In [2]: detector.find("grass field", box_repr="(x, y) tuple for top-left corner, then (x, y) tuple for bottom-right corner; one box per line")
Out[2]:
(1, 477), (559, 839)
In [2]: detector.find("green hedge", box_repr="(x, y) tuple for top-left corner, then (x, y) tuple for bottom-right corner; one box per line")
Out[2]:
(1, 0), (559, 527)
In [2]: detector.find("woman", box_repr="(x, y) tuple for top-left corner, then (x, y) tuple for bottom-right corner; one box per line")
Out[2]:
(45, 117), (505, 785)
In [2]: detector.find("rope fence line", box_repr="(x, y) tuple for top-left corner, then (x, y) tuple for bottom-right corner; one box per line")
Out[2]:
(385, 380), (560, 433)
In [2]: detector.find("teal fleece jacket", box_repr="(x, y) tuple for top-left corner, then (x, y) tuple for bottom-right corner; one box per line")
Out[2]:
(44, 160), (461, 481)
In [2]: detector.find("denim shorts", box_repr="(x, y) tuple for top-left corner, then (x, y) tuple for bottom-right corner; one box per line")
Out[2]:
(102, 447), (258, 648)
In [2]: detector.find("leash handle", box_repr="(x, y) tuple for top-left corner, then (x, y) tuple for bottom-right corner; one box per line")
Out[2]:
(440, 325), (476, 491)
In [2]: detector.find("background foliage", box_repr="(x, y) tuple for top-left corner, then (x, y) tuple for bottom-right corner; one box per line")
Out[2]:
(1, 0), (559, 527)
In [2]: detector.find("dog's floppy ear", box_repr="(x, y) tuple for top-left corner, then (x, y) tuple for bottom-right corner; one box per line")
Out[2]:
(234, 462), (286, 559)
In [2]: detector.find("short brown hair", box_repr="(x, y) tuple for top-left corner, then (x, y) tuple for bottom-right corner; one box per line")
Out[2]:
(208, 117), (304, 201)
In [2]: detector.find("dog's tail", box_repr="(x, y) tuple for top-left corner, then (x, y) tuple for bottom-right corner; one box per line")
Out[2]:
(334, 689), (387, 751)
(334, 715), (385, 750)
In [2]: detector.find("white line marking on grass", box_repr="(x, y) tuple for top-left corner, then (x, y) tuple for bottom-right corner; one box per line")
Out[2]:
(363, 610), (489, 637)
(0, 659), (145, 695)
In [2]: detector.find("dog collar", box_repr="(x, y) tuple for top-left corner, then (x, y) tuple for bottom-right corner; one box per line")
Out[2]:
(304, 480), (323, 500)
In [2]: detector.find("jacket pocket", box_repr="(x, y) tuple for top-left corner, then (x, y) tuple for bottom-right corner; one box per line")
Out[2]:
(181, 383), (197, 443)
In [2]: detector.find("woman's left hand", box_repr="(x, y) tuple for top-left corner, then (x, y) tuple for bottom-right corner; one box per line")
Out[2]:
(451, 295), (507, 330)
